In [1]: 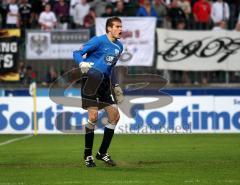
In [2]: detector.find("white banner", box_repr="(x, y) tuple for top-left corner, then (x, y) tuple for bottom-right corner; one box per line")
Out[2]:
(96, 17), (156, 66)
(0, 96), (240, 134)
(26, 30), (90, 59)
(157, 29), (240, 71)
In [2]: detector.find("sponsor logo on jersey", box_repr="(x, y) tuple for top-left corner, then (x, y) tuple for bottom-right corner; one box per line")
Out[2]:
(104, 55), (117, 65)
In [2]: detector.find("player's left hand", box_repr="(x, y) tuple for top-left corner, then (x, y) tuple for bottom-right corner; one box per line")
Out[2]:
(114, 84), (124, 104)
(79, 62), (94, 74)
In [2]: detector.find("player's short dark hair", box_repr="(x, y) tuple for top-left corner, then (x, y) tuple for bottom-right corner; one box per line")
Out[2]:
(106, 17), (122, 33)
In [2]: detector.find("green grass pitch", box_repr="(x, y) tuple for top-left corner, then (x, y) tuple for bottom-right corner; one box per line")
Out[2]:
(0, 134), (240, 185)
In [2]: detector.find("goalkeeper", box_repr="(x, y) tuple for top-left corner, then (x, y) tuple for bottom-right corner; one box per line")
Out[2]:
(73, 17), (124, 167)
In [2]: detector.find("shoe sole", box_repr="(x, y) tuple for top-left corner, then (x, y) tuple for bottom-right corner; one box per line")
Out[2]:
(96, 158), (116, 166)
(86, 165), (96, 167)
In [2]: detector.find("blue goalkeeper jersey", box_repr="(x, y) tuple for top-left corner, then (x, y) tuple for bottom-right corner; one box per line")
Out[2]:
(73, 34), (123, 77)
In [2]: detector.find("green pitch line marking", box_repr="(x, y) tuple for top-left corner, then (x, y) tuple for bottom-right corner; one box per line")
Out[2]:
(0, 135), (33, 147)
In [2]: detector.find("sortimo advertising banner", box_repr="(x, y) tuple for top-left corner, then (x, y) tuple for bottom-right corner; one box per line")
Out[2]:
(0, 97), (239, 134)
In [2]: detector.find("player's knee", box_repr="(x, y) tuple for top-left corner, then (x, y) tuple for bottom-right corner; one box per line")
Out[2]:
(115, 113), (120, 124)
(89, 112), (98, 122)
(110, 112), (120, 124)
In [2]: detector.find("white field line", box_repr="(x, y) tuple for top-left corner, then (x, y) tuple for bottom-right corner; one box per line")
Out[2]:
(0, 135), (33, 147)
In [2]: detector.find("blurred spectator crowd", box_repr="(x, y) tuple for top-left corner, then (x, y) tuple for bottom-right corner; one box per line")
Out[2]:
(1, 0), (240, 32)
(1, 0), (240, 86)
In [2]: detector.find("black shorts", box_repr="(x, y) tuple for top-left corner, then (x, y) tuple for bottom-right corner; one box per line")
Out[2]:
(81, 69), (115, 110)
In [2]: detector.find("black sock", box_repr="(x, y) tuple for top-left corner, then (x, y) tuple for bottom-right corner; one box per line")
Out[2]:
(84, 127), (94, 158)
(99, 127), (115, 154)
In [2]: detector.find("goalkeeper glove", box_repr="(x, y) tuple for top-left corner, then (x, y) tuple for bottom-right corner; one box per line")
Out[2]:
(114, 84), (124, 104)
(79, 62), (94, 74)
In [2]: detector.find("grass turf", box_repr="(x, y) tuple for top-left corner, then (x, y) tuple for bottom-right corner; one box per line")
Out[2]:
(0, 134), (239, 185)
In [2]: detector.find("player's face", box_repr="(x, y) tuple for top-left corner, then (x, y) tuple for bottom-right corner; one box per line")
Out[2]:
(110, 21), (122, 39)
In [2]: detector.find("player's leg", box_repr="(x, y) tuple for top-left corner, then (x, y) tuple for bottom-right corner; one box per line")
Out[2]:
(96, 104), (120, 166)
(84, 106), (98, 167)
(81, 75), (101, 167)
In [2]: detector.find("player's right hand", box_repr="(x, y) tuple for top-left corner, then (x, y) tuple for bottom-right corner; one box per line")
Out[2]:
(114, 84), (124, 104)
(79, 62), (94, 74)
